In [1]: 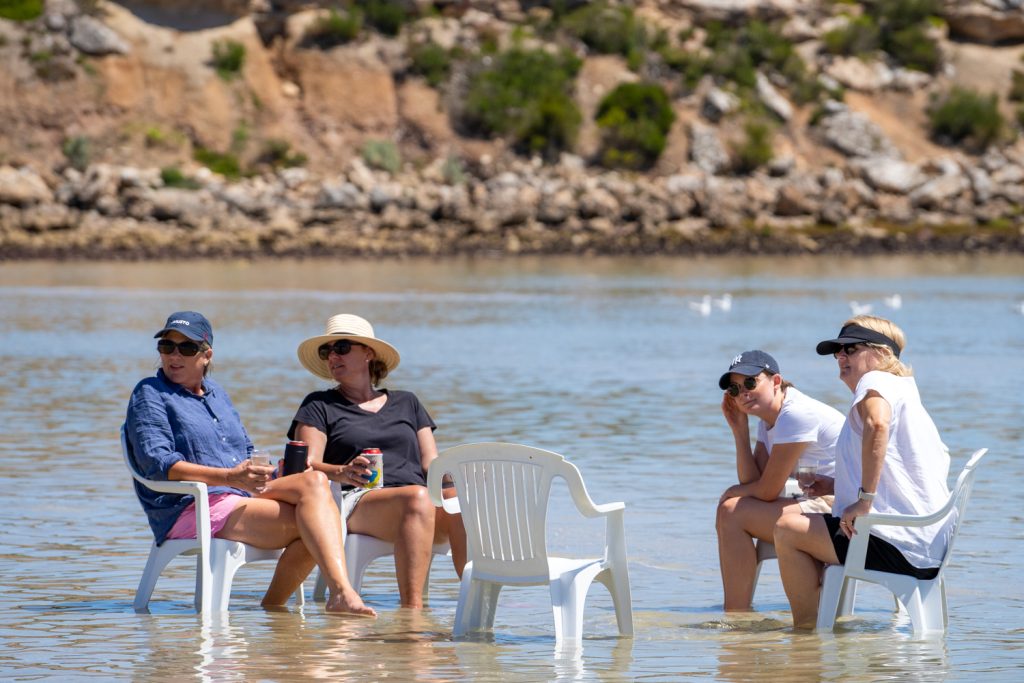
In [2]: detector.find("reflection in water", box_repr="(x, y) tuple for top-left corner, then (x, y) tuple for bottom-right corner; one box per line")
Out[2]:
(0, 258), (1021, 680)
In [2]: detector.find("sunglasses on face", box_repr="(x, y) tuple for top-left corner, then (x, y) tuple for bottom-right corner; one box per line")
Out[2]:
(317, 339), (365, 361)
(157, 339), (202, 357)
(833, 343), (864, 359)
(727, 375), (763, 397)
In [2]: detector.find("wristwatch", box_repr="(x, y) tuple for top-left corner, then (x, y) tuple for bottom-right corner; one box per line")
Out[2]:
(857, 487), (876, 502)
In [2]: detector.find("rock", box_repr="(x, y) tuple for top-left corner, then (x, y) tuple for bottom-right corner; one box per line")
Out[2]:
(578, 187), (620, 219)
(824, 56), (894, 92)
(0, 167), (54, 206)
(149, 188), (211, 223)
(44, 12), (67, 32)
(819, 107), (899, 159)
(944, 0), (1024, 43)
(674, 0), (803, 23)
(703, 87), (740, 123)
(316, 181), (367, 210)
(69, 16), (130, 56)
(967, 167), (993, 204)
(856, 158), (926, 194)
(20, 203), (72, 232)
(891, 67), (932, 92)
(755, 71), (793, 121)
(690, 122), (731, 175)
(911, 169), (970, 209)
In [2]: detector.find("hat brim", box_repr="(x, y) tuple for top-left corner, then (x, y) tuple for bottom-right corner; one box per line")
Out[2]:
(718, 363), (774, 389)
(297, 333), (401, 381)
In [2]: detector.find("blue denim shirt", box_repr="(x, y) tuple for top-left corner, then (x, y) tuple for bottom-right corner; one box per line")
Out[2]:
(124, 369), (253, 544)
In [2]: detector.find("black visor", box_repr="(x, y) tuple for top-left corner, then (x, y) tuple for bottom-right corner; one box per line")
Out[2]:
(816, 323), (901, 358)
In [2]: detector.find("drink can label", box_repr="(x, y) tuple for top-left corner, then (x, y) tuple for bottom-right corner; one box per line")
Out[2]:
(360, 447), (383, 489)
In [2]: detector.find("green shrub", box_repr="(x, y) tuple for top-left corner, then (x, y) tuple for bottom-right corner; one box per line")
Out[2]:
(258, 139), (308, 168)
(442, 154), (466, 185)
(595, 82), (675, 170)
(928, 87), (1004, 152)
(823, 0), (941, 73)
(0, 0), (43, 21)
(304, 7), (363, 48)
(211, 40), (245, 80)
(409, 41), (451, 87)
(822, 15), (881, 57)
(362, 139), (401, 173)
(732, 118), (774, 174)
(358, 0), (408, 37)
(885, 23), (940, 73)
(461, 47), (582, 160)
(62, 136), (90, 171)
(1010, 70), (1024, 102)
(561, 1), (648, 68)
(160, 166), (201, 189)
(194, 147), (242, 179)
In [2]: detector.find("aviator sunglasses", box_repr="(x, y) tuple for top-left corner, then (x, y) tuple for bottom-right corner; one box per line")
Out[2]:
(157, 339), (202, 357)
(317, 339), (365, 360)
(726, 375), (763, 397)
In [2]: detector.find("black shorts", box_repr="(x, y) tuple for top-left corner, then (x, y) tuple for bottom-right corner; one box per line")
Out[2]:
(824, 515), (939, 580)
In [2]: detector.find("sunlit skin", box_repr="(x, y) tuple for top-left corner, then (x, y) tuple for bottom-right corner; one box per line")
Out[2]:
(158, 331), (375, 617)
(297, 339), (468, 608)
(774, 343), (889, 629)
(716, 370), (831, 611)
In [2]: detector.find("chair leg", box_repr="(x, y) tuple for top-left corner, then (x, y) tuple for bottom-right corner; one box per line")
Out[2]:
(901, 581), (946, 634)
(208, 543), (246, 612)
(453, 566), (475, 637)
(595, 568), (634, 637)
(838, 578), (858, 617)
(552, 572), (594, 646)
(313, 570), (328, 602)
(816, 565), (845, 631)
(134, 546), (179, 612)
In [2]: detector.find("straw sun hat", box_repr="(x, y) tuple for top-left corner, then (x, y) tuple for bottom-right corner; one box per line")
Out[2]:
(297, 314), (401, 381)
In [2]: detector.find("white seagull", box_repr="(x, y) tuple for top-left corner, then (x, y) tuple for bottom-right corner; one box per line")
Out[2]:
(848, 300), (873, 316)
(689, 295), (712, 317)
(883, 293), (902, 310)
(712, 293), (733, 312)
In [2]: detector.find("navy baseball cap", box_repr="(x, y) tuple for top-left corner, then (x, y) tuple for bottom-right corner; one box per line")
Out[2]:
(718, 350), (780, 389)
(154, 311), (213, 345)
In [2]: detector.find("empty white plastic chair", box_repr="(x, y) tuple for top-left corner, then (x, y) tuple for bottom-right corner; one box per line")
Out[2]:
(816, 448), (987, 634)
(427, 442), (633, 647)
(122, 428), (304, 612)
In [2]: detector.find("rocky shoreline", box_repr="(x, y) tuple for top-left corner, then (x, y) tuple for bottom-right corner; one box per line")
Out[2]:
(2, 145), (1023, 259)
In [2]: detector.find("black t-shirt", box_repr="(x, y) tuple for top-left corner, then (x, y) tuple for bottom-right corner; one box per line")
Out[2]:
(288, 389), (436, 489)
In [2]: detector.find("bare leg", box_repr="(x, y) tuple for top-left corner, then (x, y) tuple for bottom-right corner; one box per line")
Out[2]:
(218, 470), (376, 617)
(774, 513), (839, 629)
(436, 487), (467, 578)
(716, 494), (804, 611)
(348, 485), (436, 608)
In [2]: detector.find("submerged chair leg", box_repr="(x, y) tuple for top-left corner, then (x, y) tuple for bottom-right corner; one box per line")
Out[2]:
(816, 565), (845, 631)
(134, 545), (180, 612)
(596, 567), (634, 637)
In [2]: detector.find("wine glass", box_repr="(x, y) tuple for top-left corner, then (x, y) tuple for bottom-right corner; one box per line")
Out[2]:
(796, 461), (817, 494)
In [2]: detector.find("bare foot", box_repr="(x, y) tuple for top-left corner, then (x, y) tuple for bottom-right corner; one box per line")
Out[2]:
(326, 588), (377, 618)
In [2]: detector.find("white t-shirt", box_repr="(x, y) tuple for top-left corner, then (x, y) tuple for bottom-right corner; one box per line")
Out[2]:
(833, 371), (952, 568)
(757, 387), (843, 477)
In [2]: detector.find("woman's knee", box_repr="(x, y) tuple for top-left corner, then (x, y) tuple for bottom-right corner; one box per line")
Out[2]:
(402, 486), (436, 521)
(716, 496), (740, 532)
(773, 514), (803, 549)
(295, 469), (332, 499)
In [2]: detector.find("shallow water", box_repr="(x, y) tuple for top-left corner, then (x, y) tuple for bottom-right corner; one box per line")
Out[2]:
(1, 255), (1022, 681)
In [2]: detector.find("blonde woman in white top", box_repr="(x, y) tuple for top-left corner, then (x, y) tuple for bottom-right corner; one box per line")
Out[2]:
(774, 316), (952, 629)
(716, 350), (844, 611)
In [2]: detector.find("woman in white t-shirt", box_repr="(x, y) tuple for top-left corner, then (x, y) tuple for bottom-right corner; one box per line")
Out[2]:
(774, 316), (952, 629)
(716, 349), (845, 611)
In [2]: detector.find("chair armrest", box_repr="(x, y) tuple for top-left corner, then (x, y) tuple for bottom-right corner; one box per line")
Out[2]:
(855, 504), (955, 531)
(592, 501), (626, 515)
(136, 478), (208, 497)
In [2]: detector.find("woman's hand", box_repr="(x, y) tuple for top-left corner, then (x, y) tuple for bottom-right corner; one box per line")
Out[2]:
(803, 474), (835, 498)
(233, 459), (274, 494)
(333, 455), (371, 487)
(839, 498), (872, 539)
(720, 393), (748, 435)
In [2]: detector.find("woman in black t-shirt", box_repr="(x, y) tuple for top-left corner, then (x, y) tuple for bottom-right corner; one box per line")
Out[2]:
(289, 314), (466, 608)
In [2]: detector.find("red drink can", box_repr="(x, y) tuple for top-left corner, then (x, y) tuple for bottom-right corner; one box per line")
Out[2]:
(283, 440), (308, 476)
(360, 447), (383, 489)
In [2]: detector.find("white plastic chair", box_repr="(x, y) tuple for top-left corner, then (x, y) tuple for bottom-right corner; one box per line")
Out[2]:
(427, 442), (634, 647)
(751, 479), (803, 600)
(122, 427), (304, 612)
(816, 448), (987, 634)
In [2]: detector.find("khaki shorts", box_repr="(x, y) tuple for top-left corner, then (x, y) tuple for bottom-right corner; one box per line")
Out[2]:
(330, 481), (372, 521)
(797, 494), (834, 514)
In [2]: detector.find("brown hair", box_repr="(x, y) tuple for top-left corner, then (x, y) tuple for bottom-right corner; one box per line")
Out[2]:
(843, 315), (912, 377)
(369, 359), (389, 385)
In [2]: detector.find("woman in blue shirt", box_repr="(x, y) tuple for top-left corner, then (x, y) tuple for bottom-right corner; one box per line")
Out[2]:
(124, 311), (375, 617)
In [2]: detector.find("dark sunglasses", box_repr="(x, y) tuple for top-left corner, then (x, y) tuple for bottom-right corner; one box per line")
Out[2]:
(317, 339), (365, 360)
(833, 343), (864, 359)
(157, 339), (202, 357)
(726, 375), (762, 397)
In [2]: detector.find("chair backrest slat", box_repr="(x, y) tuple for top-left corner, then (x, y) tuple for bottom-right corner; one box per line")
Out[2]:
(938, 448), (987, 572)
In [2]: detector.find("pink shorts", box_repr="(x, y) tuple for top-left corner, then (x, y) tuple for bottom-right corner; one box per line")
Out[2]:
(166, 493), (246, 540)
